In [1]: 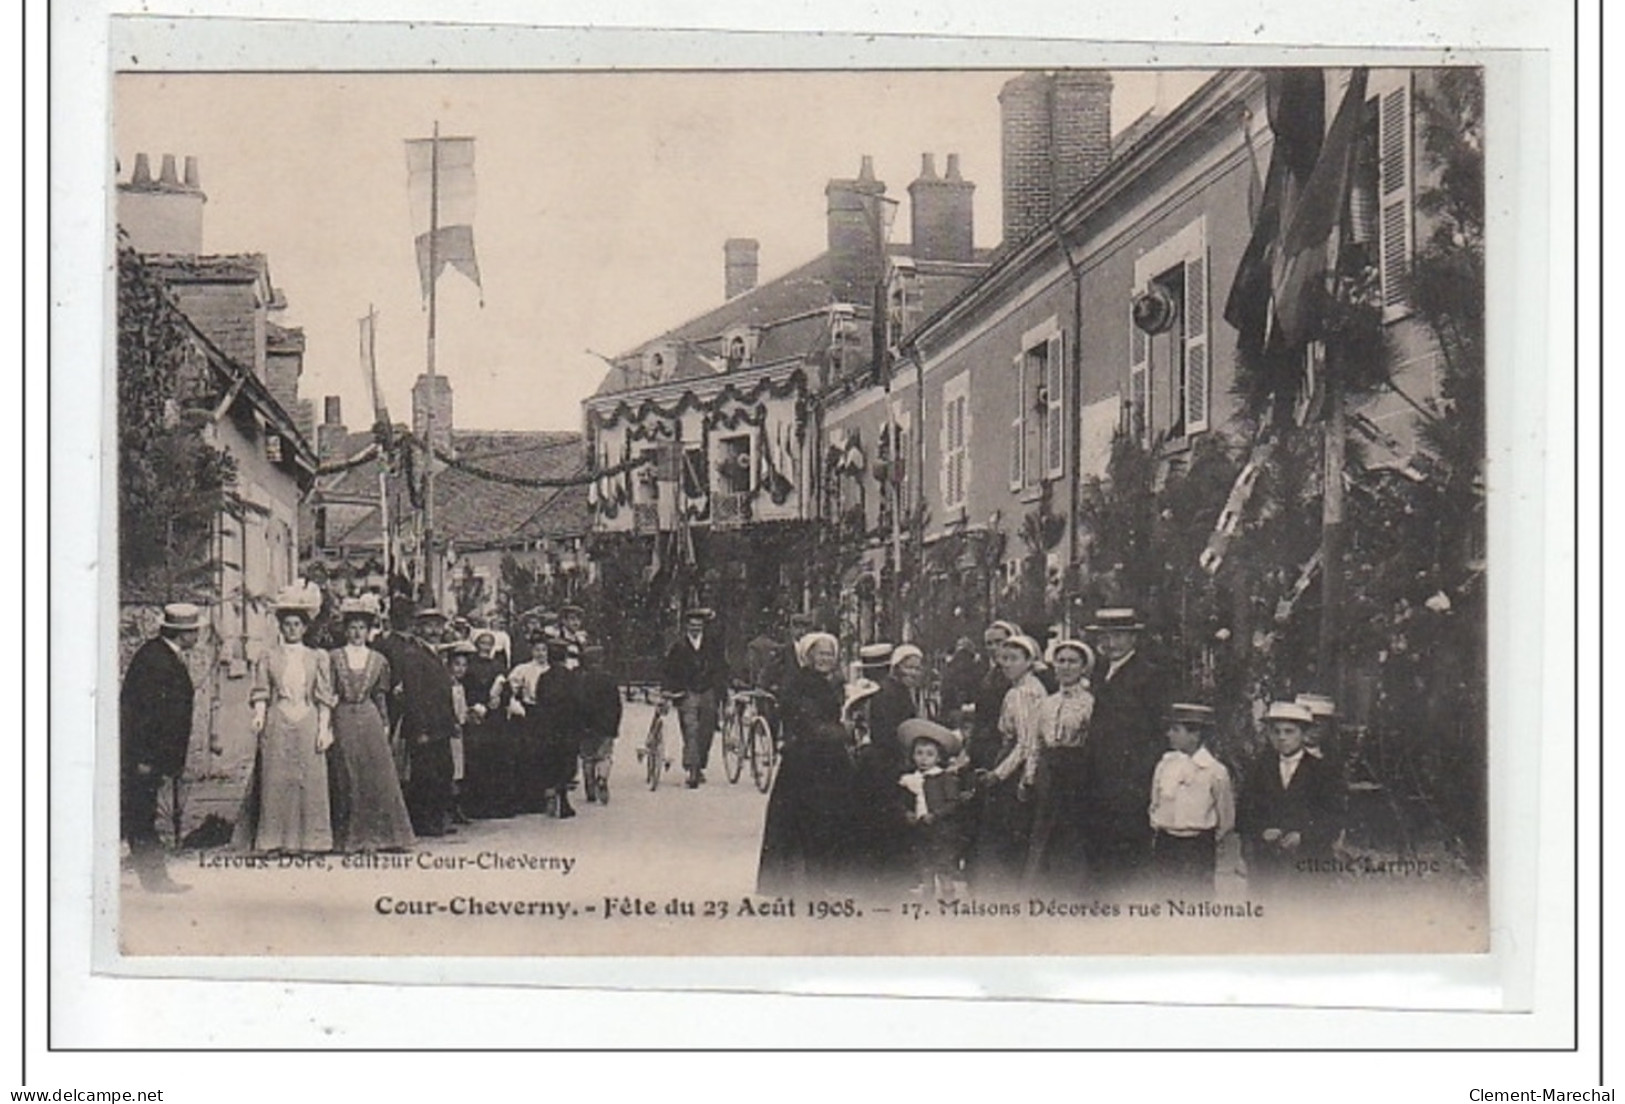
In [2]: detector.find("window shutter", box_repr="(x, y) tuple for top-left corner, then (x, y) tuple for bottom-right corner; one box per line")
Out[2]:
(958, 392), (972, 509)
(1129, 300), (1149, 444)
(1045, 333), (1065, 477)
(1376, 72), (1414, 321)
(938, 388), (951, 509)
(1184, 248), (1210, 435)
(1009, 353), (1025, 490)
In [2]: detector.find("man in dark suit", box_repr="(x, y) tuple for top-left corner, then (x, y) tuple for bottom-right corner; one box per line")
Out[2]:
(1079, 607), (1169, 895)
(120, 602), (203, 893)
(966, 621), (1016, 771)
(1239, 700), (1343, 898)
(374, 603), (459, 837)
(661, 608), (729, 788)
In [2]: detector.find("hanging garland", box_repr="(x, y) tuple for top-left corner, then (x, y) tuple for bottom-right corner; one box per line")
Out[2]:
(415, 433), (653, 488)
(587, 368), (806, 431)
(706, 401), (769, 432)
(627, 421), (677, 442)
(327, 431), (653, 492)
(315, 442), (383, 477)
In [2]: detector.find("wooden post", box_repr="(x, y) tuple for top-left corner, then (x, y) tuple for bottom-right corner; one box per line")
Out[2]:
(1318, 342), (1345, 696)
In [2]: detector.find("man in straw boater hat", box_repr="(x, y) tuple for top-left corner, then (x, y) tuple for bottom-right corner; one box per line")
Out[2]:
(1079, 607), (1171, 894)
(120, 602), (204, 892)
(373, 601), (459, 836)
(1238, 700), (1343, 897)
(1148, 703), (1235, 898)
(661, 607), (730, 789)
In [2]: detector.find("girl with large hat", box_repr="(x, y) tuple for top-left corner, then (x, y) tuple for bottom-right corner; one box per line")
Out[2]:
(234, 582), (337, 854)
(325, 596), (415, 852)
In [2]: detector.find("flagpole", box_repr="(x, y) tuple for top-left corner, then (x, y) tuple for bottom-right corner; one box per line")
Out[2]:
(424, 121), (440, 607)
(1319, 342), (1345, 697)
(369, 305), (392, 586)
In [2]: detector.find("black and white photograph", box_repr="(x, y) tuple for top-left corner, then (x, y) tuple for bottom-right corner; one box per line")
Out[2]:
(103, 49), (1501, 961)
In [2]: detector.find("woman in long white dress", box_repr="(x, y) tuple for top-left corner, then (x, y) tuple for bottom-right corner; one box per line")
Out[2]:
(234, 584), (335, 854)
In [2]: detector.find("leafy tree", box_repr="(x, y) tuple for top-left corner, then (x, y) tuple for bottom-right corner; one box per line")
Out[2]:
(118, 246), (236, 602)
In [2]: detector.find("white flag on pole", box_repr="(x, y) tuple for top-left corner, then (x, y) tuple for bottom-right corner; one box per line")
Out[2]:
(405, 136), (483, 299)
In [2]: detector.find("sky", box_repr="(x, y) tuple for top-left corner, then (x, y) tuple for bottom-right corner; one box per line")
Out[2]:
(115, 69), (1207, 434)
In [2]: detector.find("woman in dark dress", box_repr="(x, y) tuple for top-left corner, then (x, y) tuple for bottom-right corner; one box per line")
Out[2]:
(459, 631), (514, 818)
(505, 632), (553, 814)
(756, 632), (858, 896)
(326, 598), (415, 852)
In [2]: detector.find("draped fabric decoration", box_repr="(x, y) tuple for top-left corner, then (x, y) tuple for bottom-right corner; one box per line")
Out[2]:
(587, 369), (807, 432)
(1198, 435), (1276, 575)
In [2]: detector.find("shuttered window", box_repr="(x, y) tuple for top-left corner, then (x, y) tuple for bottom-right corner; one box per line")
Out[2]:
(941, 374), (970, 512)
(1128, 301), (1149, 445)
(1374, 71), (1414, 321)
(1184, 250), (1210, 435)
(1045, 332), (1066, 478)
(1009, 353), (1025, 490)
(1131, 215), (1208, 444)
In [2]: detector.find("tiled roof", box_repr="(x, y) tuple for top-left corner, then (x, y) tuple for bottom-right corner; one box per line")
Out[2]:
(142, 253), (267, 284)
(595, 244), (993, 396)
(320, 429), (589, 550)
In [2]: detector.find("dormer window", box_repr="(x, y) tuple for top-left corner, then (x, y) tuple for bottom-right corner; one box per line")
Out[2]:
(643, 342), (677, 383)
(721, 326), (758, 371)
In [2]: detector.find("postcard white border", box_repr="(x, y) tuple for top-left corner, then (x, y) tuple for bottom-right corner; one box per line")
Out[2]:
(42, 0), (1584, 1060)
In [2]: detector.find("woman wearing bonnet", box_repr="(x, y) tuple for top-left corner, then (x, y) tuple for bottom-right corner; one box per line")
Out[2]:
(755, 631), (858, 895)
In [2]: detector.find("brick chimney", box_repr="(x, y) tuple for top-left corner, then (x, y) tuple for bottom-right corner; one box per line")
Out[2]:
(316, 396), (349, 463)
(999, 71), (1113, 247)
(1051, 70), (1114, 206)
(724, 238), (759, 299)
(825, 155), (889, 303)
(117, 151), (207, 254)
(264, 322), (306, 420)
(908, 152), (976, 263)
(413, 374), (453, 471)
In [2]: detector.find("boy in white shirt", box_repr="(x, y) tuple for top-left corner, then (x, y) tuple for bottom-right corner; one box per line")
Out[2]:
(1148, 702), (1235, 898)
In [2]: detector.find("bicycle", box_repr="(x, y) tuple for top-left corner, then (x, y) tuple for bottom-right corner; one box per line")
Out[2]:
(720, 688), (780, 793)
(636, 698), (674, 791)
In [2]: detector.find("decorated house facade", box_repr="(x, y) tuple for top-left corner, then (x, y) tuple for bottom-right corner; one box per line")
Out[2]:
(582, 155), (991, 670)
(817, 69), (1450, 670)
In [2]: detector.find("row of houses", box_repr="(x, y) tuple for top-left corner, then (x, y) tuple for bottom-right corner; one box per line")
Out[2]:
(582, 66), (1443, 666)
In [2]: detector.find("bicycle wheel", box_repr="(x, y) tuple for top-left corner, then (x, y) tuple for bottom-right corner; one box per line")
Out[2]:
(645, 713), (665, 791)
(722, 710), (745, 784)
(748, 715), (777, 793)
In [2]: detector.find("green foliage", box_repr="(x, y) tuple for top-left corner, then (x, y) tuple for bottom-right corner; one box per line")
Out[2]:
(1077, 430), (1244, 699)
(118, 247), (236, 602)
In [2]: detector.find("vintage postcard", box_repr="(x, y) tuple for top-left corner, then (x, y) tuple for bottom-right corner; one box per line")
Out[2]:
(102, 32), (1523, 968)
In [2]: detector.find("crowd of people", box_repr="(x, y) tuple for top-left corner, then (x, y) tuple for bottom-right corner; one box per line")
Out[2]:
(754, 609), (1346, 905)
(119, 584), (623, 891)
(122, 586), (1344, 905)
